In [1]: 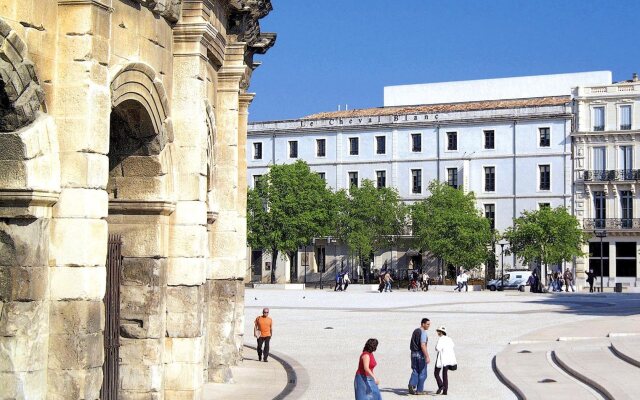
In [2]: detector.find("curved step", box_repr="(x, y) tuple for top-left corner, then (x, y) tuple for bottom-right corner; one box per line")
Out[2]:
(495, 348), (598, 400)
(610, 336), (640, 368)
(553, 346), (640, 400)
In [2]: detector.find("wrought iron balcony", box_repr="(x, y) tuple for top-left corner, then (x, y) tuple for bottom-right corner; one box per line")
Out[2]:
(621, 124), (632, 130)
(583, 218), (640, 230)
(593, 126), (605, 131)
(582, 169), (639, 181)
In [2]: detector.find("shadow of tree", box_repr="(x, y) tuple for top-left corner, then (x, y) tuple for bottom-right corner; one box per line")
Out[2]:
(523, 292), (640, 317)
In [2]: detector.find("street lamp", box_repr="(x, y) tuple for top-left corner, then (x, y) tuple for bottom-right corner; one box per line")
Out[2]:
(594, 229), (607, 293)
(499, 240), (508, 290)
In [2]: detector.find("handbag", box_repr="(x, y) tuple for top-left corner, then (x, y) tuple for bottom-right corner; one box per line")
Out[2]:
(449, 364), (457, 371)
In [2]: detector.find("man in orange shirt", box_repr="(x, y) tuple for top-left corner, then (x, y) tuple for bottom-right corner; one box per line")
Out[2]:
(255, 307), (273, 362)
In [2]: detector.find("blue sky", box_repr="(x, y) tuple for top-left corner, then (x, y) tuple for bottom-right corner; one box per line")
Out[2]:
(249, 0), (639, 122)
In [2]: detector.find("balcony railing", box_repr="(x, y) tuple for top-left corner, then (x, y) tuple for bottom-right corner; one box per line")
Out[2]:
(584, 218), (640, 230)
(593, 126), (605, 131)
(582, 169), (640, 181)
(621, 124), (632, 130)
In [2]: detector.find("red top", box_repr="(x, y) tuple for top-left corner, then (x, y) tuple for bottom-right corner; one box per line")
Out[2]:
(356, 352), (377, 376)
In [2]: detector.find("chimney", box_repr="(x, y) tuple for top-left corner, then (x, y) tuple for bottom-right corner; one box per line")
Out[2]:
(633, 72), (638, 82)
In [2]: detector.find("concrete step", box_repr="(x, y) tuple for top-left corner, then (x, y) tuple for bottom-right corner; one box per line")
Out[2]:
(495, 347), (598, 400)
(553, 346), (640, 400)
(610, 336), (640, 368)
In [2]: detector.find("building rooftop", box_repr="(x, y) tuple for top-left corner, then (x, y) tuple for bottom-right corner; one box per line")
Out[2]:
(303, 96), (570, 120)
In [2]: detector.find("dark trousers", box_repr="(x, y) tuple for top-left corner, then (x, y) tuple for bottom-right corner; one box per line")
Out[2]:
(434, 366), (449, 394)
(257, 336), (271, 360)
(588, 281), (594, 292)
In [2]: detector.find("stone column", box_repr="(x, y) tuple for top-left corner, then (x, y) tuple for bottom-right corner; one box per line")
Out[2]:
(207, 42), (245, 383)
(165, 25), (210, 400)
(49, 1), (112, 398)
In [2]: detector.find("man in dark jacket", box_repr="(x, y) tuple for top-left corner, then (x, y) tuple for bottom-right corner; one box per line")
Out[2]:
(586, 269), (595, 292)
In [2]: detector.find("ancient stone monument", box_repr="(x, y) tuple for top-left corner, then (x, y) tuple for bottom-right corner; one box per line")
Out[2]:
(0, 1), (274, 398)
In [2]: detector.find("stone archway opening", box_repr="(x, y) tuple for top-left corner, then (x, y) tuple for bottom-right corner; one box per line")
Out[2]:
(106, 96), (173, 398)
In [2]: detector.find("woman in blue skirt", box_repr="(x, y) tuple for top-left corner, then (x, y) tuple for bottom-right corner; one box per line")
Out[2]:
(354, 338), (382, 400)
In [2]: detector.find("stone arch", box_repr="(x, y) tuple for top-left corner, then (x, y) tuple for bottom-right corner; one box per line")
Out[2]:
(0, 18), (45, 132)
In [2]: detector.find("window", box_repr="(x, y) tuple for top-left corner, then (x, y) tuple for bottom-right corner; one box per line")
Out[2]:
(620, 146), (633, 179)
(484, 167), (495, 192)
(376, 170), (386, 188)
(376, 136), (386, 154)
(315, 246), (326, 273)
(539, 165), (550, 190)
(593, 147), (606, 171)
(348, 171), (358, 188)
(621, 191), (633, 228)
(616, 242), (637, 277)
(484, 204), (495, 230)
(539, 202), (551, 209)
(411, 169), (422, 194)
(539, 127), (550, 147)
(253, 142), (263, 159)
(620, 105), (632, 130)
(317, 172), (326, 182)
(593, 106), (605, 131)
(411, 133), (422, 152)
(447, 132), (457, 150)
(593, 191), (606, 229)
(289, 141), (298, 158)
(316, 139), (326, 157)
(588, 241), (609, 276)
(447, 168), (458, 188)
(253, 175), (262, 188)
(349, 137), (359, 155)
(484, 130), (495, 149)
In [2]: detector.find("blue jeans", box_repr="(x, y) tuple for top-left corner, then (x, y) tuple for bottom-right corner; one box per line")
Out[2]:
(409, 352), (427, 392)
(384, 281), (392, 292)
(354, 374), (381, 400)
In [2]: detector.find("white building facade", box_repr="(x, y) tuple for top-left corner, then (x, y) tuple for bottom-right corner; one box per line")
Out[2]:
(573, 75), (640, 289)
(248, 72), (612, 284)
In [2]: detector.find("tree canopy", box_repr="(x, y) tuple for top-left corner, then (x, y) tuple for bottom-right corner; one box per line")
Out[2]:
(335, 179), (407, 261)
(247, 160), (335, 279)
(503, 206), (587, 270)
(411, 180), (494, 270)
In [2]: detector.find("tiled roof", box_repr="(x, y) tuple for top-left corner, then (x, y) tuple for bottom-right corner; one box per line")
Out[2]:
(303, 96), (571, 120)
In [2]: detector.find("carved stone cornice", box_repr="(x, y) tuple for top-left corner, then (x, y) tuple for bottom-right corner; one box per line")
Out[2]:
(173, 21), (226, 65)
(227, 0), (276, 69)
(0, 189), (59, 218)
(129, 0), (182, 23)
(57, 0), (113, 12)
(238, 92), (255, 110)
(108, 199), (176, 216)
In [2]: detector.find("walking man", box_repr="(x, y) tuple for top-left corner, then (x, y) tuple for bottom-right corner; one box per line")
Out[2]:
(563, 268), (575, 292)
(255, 307), (272, 362)
(586, 269), (596, 293)
(408, 318), (431, 395)
(384, 271), (393, 292)
(460, 270), (469, 292)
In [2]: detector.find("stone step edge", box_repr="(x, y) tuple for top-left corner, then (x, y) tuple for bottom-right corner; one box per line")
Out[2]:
(610, 341), (640, 368)
(492, 355), (525, 400)
(551, 350), (614, 400)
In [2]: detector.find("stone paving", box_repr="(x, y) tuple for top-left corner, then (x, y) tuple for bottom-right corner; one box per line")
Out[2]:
(242, 286), (640, 400)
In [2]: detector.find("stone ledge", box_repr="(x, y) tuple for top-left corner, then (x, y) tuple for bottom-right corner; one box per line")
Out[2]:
(0, 189), (59, 218)
(109, 199), (176, 216)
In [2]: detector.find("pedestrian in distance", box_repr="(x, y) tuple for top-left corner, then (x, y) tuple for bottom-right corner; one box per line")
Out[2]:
(434, 326), (457, 396)
(383, 271), (393, 292)
(335, 270), (343, 291)
(343, 271), (351, 291)
(460, 270), (469, 292)
(254, 307), (272, 362)
(421, 271), (429, 291)
(354, 338), (382, 400)
(454, 272), (463, 292)
(563, 268), (575, 292)
(586, 269), (596, 293)
(408, 318), (431, 395)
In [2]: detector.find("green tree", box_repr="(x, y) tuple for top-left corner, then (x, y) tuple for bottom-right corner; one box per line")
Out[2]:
(247, 160), (335, 283)
(335, 180), (407, 275)
(411, 181), (494, 274)
(502, 206), (587, 287)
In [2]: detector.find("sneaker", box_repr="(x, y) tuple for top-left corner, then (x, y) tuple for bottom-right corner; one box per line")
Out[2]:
(263, 359), (268, 362)
(408, 384), (416, 395)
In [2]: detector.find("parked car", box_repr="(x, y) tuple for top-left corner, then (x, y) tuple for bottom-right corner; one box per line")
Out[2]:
(487, 270), (532, 292)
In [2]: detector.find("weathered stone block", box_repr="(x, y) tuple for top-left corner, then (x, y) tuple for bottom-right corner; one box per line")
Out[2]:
(0, 370), (46, 399)
(58, 151), (108, 189)
(173, 200), (206, 225)
(0, 265), (47, 301)
(49, 300), (103, 335)
(169, 225), (207, 258)
(48, 332), (103, 370)
(50, 218), (107, 267)
(164, 362), (203, 391)
(0, 299), (47, 337)
(53, 188), (108, 219)
(0, 218), (49, 267)
(122, 257), (164, 287)
(121, 155), (164, 177)
(47, 366), (102, 400)
(120, 284), (165, 339)
(110, 176), (166, 201)
(174, 174), (206, 202)
(0, 159), (27, 188)
(49, 266), (106, 301)
(120, 363), (163, 391)
(109, 222), (167, 258)
(119, 338), (163, 366)
(166, 257), (206, 286)
(165, 337), (203, 363)
(56, 115), (109, 154)
(0, 331), (47, 372)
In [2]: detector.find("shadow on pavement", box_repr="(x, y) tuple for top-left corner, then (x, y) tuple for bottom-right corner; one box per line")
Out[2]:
(524, 292), (640, 317)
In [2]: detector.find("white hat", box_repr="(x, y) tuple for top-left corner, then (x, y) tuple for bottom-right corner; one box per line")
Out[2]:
(436, 325), (447, 334)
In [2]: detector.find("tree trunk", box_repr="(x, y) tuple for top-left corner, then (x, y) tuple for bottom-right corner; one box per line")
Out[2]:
(271, 250), (278, 284)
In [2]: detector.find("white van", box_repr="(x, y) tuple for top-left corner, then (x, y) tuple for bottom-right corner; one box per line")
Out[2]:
(487, 270), (532, 292)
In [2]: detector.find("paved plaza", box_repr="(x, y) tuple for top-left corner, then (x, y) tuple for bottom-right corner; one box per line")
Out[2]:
(239, 286), (640, 400)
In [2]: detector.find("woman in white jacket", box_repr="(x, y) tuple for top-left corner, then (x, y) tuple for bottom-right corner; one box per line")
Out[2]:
(434, 326), (457, 395)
